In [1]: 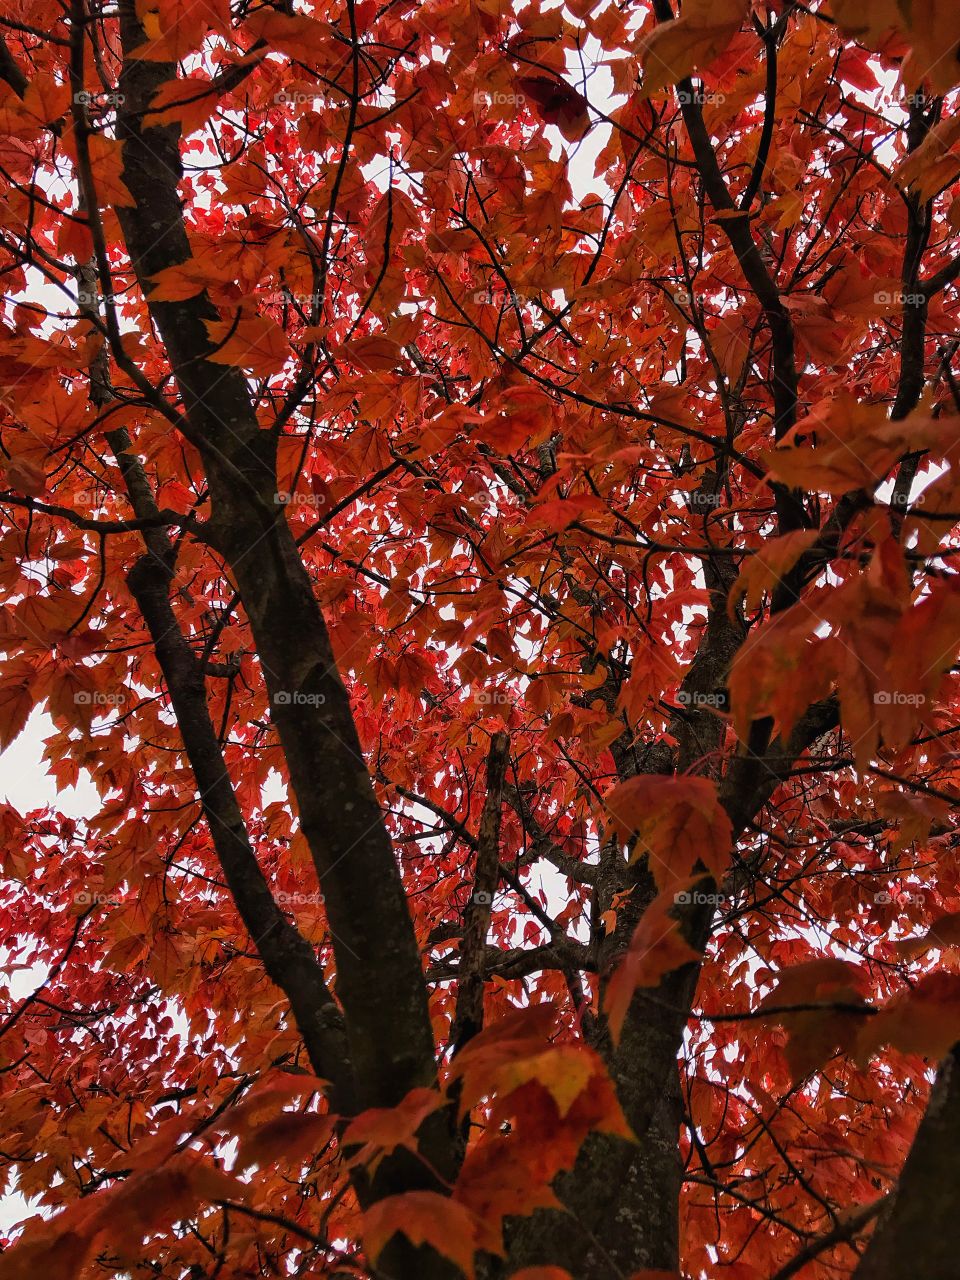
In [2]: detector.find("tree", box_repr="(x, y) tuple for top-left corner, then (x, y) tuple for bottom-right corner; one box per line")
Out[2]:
(1, 0), (960, 1275)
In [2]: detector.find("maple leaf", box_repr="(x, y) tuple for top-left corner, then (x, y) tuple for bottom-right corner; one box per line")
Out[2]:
(759, 959), (872, 1080)
(341, 334), (403, 372)
(639, 0), (749, 94)
(516, 76), (591, 142)
(342, 1086), (445, 1175)
(132, 0), (230, 62)
(898, 114), (960, 202)
(3, 455), (46, 496)
(363, 1191), (480, 1278)
(455, 1136), (565, 1255)
(832, 0), (960, 93)
(604, 774), (732, 889)
(730, 531), (819, 616)
(5, 1), (960, 1275)
(857, 974), (960, 1063)
(604, 887), (704, 1042)
(148, 261), (211, 301)
(764, 396), (940, 495)
(0, 659), (34, 750)
(206, 311), (293, 377)
(728, 606), (834, 742)
(892, 911), (960, 962)
(242, 10), (335, 63)
(146, 75), (220, 136)
(449, 1005), (623, 1125)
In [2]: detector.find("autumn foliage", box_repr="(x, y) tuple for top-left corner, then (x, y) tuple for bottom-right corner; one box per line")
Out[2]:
(1, 0), (960, 1277)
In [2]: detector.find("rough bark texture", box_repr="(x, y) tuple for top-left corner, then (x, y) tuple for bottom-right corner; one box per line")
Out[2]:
(103, 7), (460, 1273)
(113, 0), (440, 1125)
(451, 731), (510, 1054)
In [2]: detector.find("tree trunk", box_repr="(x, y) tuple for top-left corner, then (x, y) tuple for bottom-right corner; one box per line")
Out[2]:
(852, 1046), (960, 1280)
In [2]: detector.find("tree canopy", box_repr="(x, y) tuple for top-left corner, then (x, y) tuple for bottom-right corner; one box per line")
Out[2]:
(1, 0), (960, 1277)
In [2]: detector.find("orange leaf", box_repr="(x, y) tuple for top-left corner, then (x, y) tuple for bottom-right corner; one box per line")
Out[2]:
(342, 1087), (445, 1176)
(206, 311), (292, 377)
(894, 911), (960, 962)
(727, 607), (833, 743)
(456, 1136), (564, 1255)
(639, 0), (748, 94)
(147, 75), (219, 136)
(342, 334), (403, 372)
(363, 1191), (479, 1278)
(857, 973), (960, 1063)
(763, 397), (952, 497)
(760, 960), (871, 1079)
(731, 531), (819, 616)
(604, 887), (703, 1042)
(236, 1111), (336, 1173)
(603, 774), (732, 888)
(148, 261), (210, 302)
(133, 0), (230, 61)
(0, 661), (34, 750)
(3, 456), (46, 496)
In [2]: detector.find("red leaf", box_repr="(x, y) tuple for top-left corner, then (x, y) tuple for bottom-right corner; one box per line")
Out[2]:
(516, 76), (591, 142)
(603, 775), (732, 888)
(362, 1191), (480, 1277)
